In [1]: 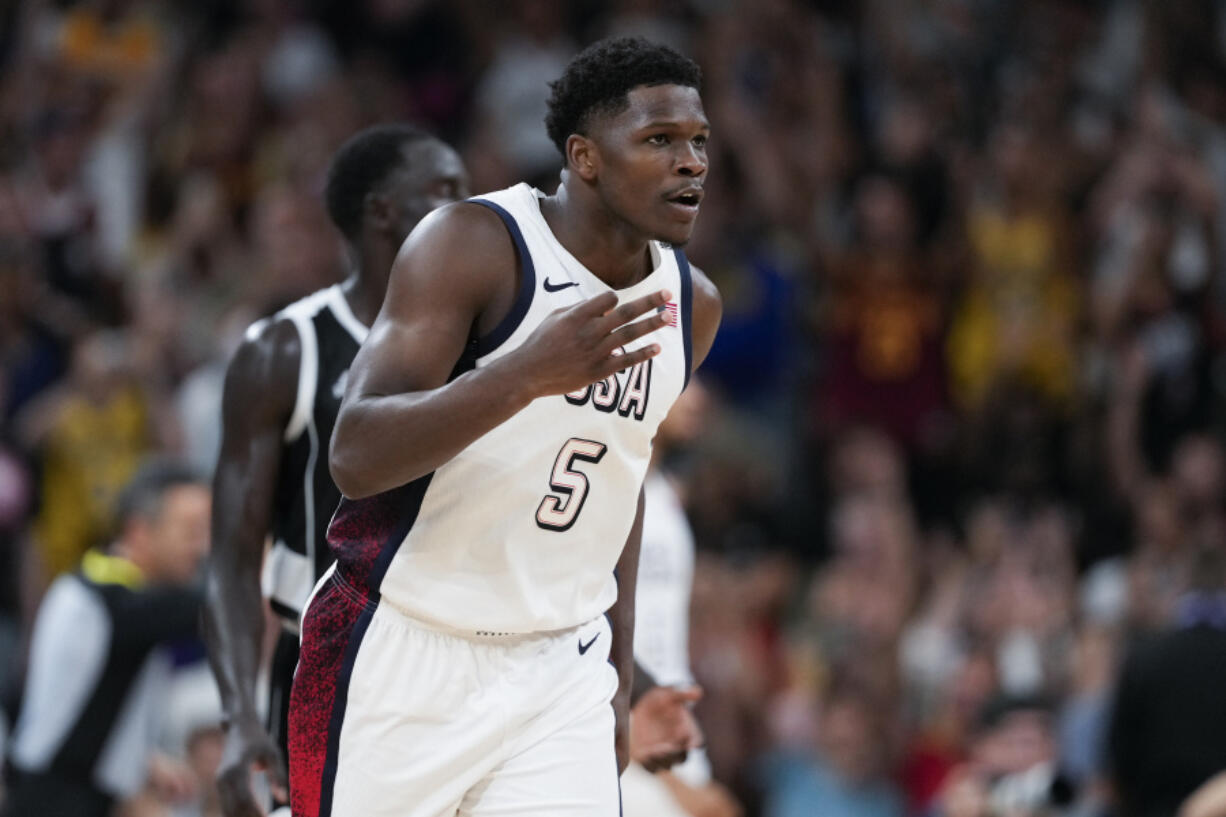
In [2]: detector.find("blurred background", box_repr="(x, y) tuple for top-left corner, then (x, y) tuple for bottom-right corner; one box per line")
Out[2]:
(3, 0), (1226, 816)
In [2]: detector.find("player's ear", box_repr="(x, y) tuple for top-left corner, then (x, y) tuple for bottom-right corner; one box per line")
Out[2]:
(566, 134), (599, 182)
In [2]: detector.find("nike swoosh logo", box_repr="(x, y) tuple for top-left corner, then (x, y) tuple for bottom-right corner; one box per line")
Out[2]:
(578, 632), (600, 655)
(544, 278), (579, 292)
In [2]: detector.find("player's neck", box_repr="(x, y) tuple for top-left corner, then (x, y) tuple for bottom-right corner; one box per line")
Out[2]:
(541, 186), (652, 290)
(341, 246), (393, 326)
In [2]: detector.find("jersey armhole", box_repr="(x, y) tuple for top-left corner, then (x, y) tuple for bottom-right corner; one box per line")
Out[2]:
(283, 312), (318, 443)
(468, 198), (536, 358)
(673, 248), (694, 389)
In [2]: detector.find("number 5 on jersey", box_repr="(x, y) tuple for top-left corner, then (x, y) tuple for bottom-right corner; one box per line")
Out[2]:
(536, 438), (608, 532)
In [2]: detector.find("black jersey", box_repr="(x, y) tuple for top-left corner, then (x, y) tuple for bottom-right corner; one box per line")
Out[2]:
(261, 284), (367, 625)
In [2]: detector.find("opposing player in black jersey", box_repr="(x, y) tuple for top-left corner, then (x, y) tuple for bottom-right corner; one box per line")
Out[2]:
(202, 125), (469, 817)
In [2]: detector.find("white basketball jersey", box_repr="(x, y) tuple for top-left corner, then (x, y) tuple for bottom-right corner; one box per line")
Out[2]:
(326, 183), (695, 633)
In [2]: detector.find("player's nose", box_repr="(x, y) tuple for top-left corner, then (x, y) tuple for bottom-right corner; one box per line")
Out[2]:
(675, 143), (707, 177)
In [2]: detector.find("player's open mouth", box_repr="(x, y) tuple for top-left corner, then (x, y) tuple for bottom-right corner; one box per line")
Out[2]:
(665, 186), (703, 217)
(665, 187), (704, 207)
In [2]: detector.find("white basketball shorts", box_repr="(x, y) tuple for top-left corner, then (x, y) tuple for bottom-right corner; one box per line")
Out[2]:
(288, 568), (622, 817)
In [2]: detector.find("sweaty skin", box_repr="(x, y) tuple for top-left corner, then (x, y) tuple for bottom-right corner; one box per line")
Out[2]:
(328, 84), (721, 775)
(202, 137), (469, 817)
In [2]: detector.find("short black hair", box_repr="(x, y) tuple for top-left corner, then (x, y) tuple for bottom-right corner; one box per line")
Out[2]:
(545, 37), (702, 155)
(324, 124), (432, 242)
(114, 460), (204, 533)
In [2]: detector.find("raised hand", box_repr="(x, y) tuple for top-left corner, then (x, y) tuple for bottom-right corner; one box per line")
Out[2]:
(510, 289), (673, 399)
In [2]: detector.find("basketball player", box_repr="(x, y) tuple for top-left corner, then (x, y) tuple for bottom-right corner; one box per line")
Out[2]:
(202, 125), (469, 817)
(288, 37), (722, 817)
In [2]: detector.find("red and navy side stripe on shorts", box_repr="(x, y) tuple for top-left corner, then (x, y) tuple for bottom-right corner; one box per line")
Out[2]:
(290, 474), (433, 817)
(288, 574), (369, 817)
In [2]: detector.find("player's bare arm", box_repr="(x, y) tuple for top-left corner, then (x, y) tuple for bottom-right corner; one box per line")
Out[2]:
(203, 319), (300, 816)
(330, 202), (675, 499)
(610, 487), (647, 775)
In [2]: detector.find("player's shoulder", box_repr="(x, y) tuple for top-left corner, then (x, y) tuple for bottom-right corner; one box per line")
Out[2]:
(399, 199), (516, 266)
(387, 199), (519, 307)
(236, 285), (344, 364)
(224, 310), (302, 401)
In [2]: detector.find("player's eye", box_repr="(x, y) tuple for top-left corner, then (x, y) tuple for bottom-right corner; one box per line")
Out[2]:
(646, 134), (669, 146)
(693, 134), (708, 148)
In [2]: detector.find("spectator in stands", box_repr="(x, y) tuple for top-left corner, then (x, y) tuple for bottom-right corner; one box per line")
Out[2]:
(763, 675), (904, 817)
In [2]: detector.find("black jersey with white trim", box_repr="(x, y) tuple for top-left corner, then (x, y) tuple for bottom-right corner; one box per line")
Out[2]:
(260, 284), (368, 623)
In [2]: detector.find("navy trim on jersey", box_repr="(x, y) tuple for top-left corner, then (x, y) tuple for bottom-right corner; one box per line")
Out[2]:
(368, 474), (435, 590)
(674, 249), (694, 388)
(470, 199), (536, 357)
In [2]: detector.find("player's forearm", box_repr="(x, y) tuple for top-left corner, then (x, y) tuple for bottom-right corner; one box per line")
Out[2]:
(609, 598), (636, 701)
(203, 565), (266, 725)
(205, 445), (283, 726)
(331, 356), (536, 498)
(609, 491), (646, 698)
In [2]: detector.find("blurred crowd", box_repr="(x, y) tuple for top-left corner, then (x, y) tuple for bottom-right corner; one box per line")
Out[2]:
(3, 0), (1226, 816)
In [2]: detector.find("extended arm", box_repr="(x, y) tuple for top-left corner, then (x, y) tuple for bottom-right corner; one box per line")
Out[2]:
(610, 488), (647, 774)
(202, 319), (300, 816)
(330, 203), (676, 499)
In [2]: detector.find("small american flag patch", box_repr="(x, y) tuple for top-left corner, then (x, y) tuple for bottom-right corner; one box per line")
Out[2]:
(660, 301), (679, 326)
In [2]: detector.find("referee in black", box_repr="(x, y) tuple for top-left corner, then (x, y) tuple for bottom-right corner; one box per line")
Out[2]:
(3, 461), (209, 817)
